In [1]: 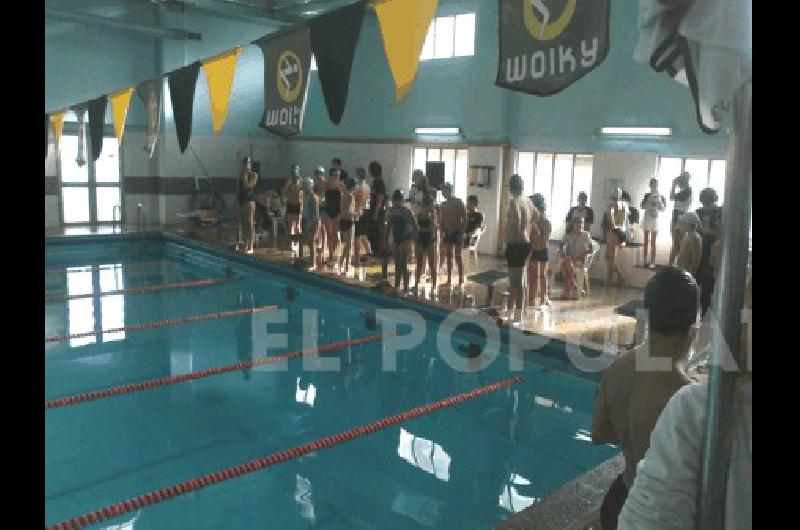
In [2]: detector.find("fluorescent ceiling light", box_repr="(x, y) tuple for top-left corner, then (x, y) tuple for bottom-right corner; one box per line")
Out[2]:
(600, 127), (672, 136)
(415, 127), (461, 135)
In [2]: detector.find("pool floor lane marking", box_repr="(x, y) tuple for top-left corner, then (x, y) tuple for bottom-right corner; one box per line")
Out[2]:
(44, 305), (278, 344)
(45, 276), (238, 303)
(45, 333), (395, 409)
(45, 375), (523, 530)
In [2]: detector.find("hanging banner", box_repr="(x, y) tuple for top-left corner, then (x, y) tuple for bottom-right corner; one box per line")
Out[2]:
(201, 47), (244, 136)
(136, 79), (161, 157)
(373, 0), (438, 102)
(168, 62), (201, 154)
(109, 87), (135, 142)
(496, 0), (609, 96)
(308, 2), (365, 124)
(254, 27), (312, 137)
(71, 104), (88, 167)
(87, 95), (108, 162)
(50, 110), (67, 151)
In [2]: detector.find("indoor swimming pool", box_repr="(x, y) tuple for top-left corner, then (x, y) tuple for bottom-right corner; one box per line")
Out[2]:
(45, 233), (618, 530)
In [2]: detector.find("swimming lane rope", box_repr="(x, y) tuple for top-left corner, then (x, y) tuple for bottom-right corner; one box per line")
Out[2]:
(45, 276), (238, 303)
(44, 375), (523, 530)
(44, 305), (277, 344)
(45, 333), (394, 409)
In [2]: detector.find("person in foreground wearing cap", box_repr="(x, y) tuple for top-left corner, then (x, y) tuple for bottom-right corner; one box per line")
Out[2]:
(283, 165), (304, 254)
(386, 190), (418, 295)
(504, 175), (539, 325)
(528, 193), (552, 307)
(676, 212), (702, 277)
(669, 171), (693, 266)
(592, 267), (698, 530)
(440, 183), (467, 288)
(603, 187), (630, 286)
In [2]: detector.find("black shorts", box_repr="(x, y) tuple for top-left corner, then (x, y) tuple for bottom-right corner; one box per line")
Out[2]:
(339, 219), (354, 232)
(610, 228), (628, 244)
(530, 248), (549, 262)
(286, 203), (301, 215)
(506, 242), (531, 268)
(417, 231), (435, 249)
(443, 230), (463, 246)
(355, 216), (369, 237)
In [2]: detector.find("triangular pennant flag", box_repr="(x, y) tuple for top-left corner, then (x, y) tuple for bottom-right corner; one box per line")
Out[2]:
(308, 2), (365, 124)
(87, 95), (108, 162)
(109, 87), (135, 142)
(71, 104), (88, 167)
(201, 47), (243, 135)
(168, 62), (201, 154)
(45, 113), (49, 159)
(136, 79), (162, 158)
(50, 109), (67, 151)
(373, 0), (438, 102)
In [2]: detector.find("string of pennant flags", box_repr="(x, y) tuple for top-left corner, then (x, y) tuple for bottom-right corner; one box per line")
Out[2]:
(44, 0), (444, 161)
(45, 0), (627, 162)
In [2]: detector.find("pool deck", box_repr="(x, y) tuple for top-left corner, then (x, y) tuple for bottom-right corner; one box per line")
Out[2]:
(46, 223), (641, 352)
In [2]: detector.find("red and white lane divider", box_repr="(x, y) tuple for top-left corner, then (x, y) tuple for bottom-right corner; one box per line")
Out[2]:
(45, 276), (237, 303)
(45, 375), (523, 530)
(45, 261), (167, 275)
(44, 305), (277, 344)
(45, 333), (394, 409)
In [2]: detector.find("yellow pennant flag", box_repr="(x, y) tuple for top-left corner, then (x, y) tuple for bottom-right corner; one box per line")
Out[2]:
(373, 0), (439, 102)
(50, 109), (67, 150)
(201, 47), (244, 135)
(109, 87), (135, 142)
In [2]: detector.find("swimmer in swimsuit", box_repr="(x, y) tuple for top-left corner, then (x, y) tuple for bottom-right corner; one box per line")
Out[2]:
(323, 169), (344, 266)
(604, 187), (630, 286)
(338, 177), (357, 277)
(304, 179), (323, 271)
(669, 171), (693, 266)
(386, 189), (418, 295)
(414, 192), (438, 295)
(283, 165), (304, 251)
(528, 193), (552, 307)
(439, 183), (467, 288)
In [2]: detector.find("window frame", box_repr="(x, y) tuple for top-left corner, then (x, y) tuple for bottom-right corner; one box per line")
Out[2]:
(410, 144), (470, 202)
(420, 12), (476, 62)
(57, 132), (125, 227)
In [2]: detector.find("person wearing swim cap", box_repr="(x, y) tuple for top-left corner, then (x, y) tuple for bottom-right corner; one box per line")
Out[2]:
(640, 179), (667, 269)
(303, 177), (323, 271)
(440, 182), (467, 288)
(338, 177), (358, 277)
(283, 165), (304, 254)
(353, 167), (372, 269)
(669, 171), (693, 266)
(504, 174), (539, 325)
(592, 267), (698, 530)
(528, 193), (552, 308)
(238, 157), (259, 254)
(386, 189), (418, 295)
(603, 187), (630, 286)
(695, 187), (722, 315)
(413, 191), (439, 296)
(367, 161), (387, 256)
(676, 211), (702, 277)
(323, 168), (345, 267)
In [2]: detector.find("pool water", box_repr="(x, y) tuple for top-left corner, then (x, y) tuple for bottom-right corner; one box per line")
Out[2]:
(45, 235), (617, 530)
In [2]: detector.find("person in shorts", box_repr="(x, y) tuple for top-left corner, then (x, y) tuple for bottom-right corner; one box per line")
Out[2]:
(504, 175), (538, 325)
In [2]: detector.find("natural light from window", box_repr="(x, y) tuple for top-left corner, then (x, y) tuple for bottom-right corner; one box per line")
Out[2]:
(421, 13), (475, 61)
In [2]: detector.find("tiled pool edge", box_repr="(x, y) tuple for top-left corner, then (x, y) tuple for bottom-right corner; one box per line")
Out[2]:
(495, 453), (624, 530)
(46, 231), (614, 383)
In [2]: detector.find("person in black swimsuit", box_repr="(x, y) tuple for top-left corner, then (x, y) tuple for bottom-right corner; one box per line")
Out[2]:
(695, 187), (722, 316)
(338, 177), (357, 276)
(323, 168), (344, 266)
(238, 157), (259, 254)
(367, 161), (387, 255)
(414, 192), (438, 295)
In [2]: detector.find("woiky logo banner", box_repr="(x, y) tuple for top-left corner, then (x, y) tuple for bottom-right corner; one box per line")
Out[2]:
(496, 0), (609, 96)
(255, 28), (312, 137)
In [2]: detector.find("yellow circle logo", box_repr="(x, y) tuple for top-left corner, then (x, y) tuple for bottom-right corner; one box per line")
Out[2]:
(523, 0), (577, 41)
(276, 50), (303, 103)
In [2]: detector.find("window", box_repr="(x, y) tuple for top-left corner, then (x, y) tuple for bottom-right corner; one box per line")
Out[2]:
(59, 132), (123, 226)
(515, 152), (594, 239)
(420, 13), (475, 60)
(656, 156), (726, 242)
(411, 147), (469, 202)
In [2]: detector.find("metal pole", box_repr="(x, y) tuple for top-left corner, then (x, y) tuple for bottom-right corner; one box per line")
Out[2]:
(698, 80), (751, 528)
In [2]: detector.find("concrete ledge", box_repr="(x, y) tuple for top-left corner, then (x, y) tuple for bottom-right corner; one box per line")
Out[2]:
(495, 454), (623, 530)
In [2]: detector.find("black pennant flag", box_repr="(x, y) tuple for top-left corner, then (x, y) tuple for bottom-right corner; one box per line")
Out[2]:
(87, 95), (108, 162)
(308, 2), (365, 125)
(168, 62), (201, 153)
(254, 28), (312, 137)
(496, 0), (609, 96)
